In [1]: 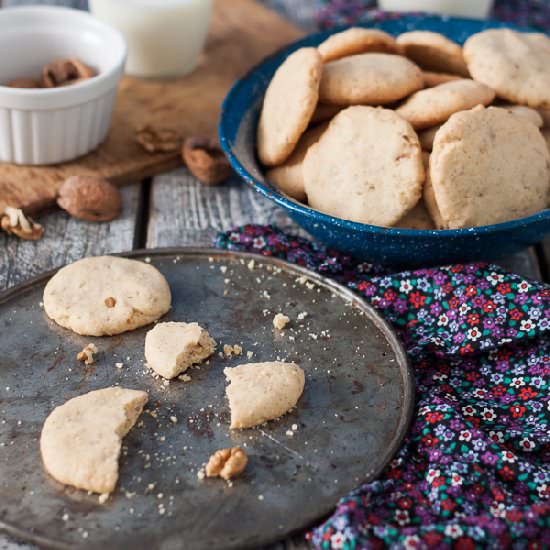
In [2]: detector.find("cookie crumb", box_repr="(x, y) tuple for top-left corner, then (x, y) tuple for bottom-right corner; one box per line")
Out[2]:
(247, 351), (254, 359)
(273, 313), (290, 330)
(115, 362), (123, 369)
(77, 343), (98, 365)
(170, 416), (178, 424)
(98, 493), (109, 504)
(297, 312), (308, 320)
(178, 374), (191, 382)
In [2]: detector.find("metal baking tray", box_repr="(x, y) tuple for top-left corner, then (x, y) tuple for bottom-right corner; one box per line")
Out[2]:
(0, 248), (414, 549)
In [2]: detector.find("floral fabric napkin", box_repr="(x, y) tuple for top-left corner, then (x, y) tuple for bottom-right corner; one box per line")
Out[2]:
(315, 0), (550, 31)
(216, 225), (549, 549)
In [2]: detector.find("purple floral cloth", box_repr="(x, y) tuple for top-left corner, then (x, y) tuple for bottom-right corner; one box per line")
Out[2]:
(315, 0), (550, 31)
(216, 225), (550, 549)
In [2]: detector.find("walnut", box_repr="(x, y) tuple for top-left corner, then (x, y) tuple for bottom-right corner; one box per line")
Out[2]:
(7, 77), (41, 88)
(205, 447), (248, 480)
(57, 175), (122, 222)
(182, 137), (232, 186)
(0, 206), (44, 240)
(104, 297), (116, 308)
(135, 125), (182, 153)
(42, 58), (95, 88)
(77, 343), (98, 365)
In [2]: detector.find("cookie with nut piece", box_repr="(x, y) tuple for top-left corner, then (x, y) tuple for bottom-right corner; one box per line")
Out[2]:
(257, 47), (322, 166)
(318, 53), (424, 106)
(304, 106), (424, 226)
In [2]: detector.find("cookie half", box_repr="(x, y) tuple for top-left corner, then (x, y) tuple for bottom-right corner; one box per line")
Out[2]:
(43, 256), (171, 336)
(397, 31), (469, 76)
(304, 106), (424, 226)
(396, 79), (495, 130)
(429, 106), (550, 228)
(463, 29), (550, 109)
(318, 27), (399, 62)
(319, 53), (423, 106)
(40, 387), (148, 494)
(257, 47), (322, 166)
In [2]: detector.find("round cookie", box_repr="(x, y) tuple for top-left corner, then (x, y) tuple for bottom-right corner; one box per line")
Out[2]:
(303, 106), (424, 226)
(266, 122), (328, 202)
(422, 71), (461, 88)
(318, 53), (424, 106)
(429, 106), (550, 229)
(397, 31), (469, 76)
(496, 103), (544, 128)
(257, 47), (322, 166)
(43, 256), (171, 336)
(395, 79), (495, 130)
(318, 27), (399, 62)
(463, 29), (550, 109)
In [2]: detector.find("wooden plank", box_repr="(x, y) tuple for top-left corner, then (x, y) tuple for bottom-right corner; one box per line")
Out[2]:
(146, 170), (307, 248)
(0, 0), (303, 215)
(0, 184), (141, 291)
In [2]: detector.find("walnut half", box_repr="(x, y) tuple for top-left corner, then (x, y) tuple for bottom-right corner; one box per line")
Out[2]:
(0, 207), (44, 240)
(77, 343), (98, 365)
(182, 137), (232, 186)
(205, 447), (248, 480)
(135, 125), (182, 154)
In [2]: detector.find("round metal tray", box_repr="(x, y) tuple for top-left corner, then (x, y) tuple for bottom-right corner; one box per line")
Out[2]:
(0, 248), (414, 549)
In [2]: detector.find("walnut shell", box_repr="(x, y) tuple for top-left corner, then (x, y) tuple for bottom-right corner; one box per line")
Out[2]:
(182, 137), (232, 186)
(57, 176), (122, 222)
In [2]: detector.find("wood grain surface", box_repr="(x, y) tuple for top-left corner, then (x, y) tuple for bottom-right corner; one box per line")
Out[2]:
(0, 0), (303, 214)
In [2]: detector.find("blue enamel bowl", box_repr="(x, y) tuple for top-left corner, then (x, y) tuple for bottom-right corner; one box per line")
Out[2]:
(219, 15), (550, 267)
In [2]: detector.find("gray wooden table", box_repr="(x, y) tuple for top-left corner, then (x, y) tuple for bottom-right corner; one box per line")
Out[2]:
(1, 1), (550, 549)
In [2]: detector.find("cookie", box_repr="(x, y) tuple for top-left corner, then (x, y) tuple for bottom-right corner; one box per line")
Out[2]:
(266, 122), (328, 201)
(304, 106), (424, 226)
(43, 256), (171, 336)
(40, 387), (148, 494)
(397, 31), (469, 76)
(144, 321), (216, 379)
(394, 199), (435, 230)
(429, 106), (550, 228)
(257, 47), (322, 166)
(318, 27), (399, 62)
(418, 125), (441, 151)
(496, 103), (544, 128)
(310, 103), (342, 124)
(463, 29), (550, 109)
(422, 71), (461, 87)
(395, 79), (495, 130)
(224, 362), (305, 429)
(318, 53), (424, 106)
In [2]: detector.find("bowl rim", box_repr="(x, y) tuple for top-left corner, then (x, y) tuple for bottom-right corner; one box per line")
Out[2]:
(0, 5), (127, 100)
(219, 14), (550, 239)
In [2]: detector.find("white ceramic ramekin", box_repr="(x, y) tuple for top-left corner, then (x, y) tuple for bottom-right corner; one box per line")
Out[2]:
(0, 6), (126, 165)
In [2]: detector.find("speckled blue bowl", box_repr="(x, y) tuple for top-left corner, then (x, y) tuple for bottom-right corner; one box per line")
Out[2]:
(219, 14), (550, 267)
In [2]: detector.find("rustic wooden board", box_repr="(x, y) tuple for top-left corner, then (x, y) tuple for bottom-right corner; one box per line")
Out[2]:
(0, 0), (303, 214)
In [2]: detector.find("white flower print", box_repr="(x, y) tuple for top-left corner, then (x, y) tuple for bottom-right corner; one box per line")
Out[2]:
(519, 319), (535, 332)
(510, 377), (525, 387)
(481, 407), (496, 421)
(399, 279), (413, 294)
(490, 502), (506, 518)
(444, 524), (464, 538)
(517, 281), (531, 293)
(468, 327), (482, 341)
(520, 437), (535, 451)
(486, 272), (504, 285)
(330, 533), (345, 549)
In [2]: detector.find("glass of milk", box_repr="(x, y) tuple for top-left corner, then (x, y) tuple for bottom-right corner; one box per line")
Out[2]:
(378, 0), (493, 19)
(89, 0), (212, 78)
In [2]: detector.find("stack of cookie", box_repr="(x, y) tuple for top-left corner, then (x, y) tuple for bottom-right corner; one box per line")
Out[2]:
(257, 27), (550, 230)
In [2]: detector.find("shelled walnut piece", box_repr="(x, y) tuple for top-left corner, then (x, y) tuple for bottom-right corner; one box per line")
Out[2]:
(7, 57), (95, 88)
(77, 343), (98, 365)
(57, 175), (122, 222)
(135, 125), (182, 153)
(0, 206), (44, 240)
(182, 137), (232, 185)
(205, 447), (248, 480)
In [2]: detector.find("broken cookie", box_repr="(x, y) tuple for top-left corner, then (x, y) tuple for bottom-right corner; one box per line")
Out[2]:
(144, 321), (216, 379)
(224, 361), (305, 429)
(40, 387), (148, 494)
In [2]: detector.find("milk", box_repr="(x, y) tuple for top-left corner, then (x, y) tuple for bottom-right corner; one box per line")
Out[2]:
(89, 0), (212, 78)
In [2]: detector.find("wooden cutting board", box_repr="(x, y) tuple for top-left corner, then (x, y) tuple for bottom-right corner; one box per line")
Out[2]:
(0, 0), (303, 214)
